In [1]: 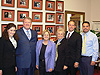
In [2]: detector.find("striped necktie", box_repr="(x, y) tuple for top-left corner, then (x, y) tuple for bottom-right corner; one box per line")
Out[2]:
(26, 31), (30, 40)
(82, 34), (86, 54)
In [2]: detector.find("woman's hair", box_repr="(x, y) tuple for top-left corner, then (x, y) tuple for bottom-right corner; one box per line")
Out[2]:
(42, 29), (51, 39)
(2, 23), (19, 41)
(56, 28), (65, 37)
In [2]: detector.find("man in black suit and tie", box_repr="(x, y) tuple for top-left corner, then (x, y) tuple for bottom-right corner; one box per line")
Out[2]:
(16, 17), (37, 75)
(64, 20), (82, 75)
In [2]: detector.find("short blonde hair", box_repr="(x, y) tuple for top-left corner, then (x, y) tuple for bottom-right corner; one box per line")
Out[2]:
(23, 17), (32, 23)
(56, 28), (65, 37)
(42, 30), (51, 39)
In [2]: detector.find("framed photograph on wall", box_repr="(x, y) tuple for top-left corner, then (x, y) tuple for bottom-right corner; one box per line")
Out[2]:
(56, 25), (64, 31)
(32, 25), (42, 35)
(1, 24), (7, 33)
(46, 13), (55, 23)
(56, 13), (64, 24)
(45, 25), (55, 35)
(50, 37), (56, 42)
(32, 12), (42, 22)
(46, 1), (55, 11)
(38, 37), (42, 40)
(17, 25), (23, 29)
(56, 1), (64, 12)
(32, 0), (42, 10)
(17, 11), (29, 22)
(2, 0), (15, 7)
(2, 9), (14, 21)
(17, 0), (29, 8)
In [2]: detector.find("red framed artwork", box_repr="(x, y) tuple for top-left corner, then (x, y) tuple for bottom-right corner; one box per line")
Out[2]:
(17, 0), (29, 8)
(32, 25), (42, 35)
(2, 0), (15, 7)
(56, 25), (64, 31)
(32, 0), (42, 10)
(2, 9), (14, 21)
(17, 11), (29, 22)
(56, 13), (64, 24)
(45, 25), (55, 35)
(17, 25), (23, 29)
(38, 37), (42, 40)
(32, 12), (42, 22)
(56, 1), (64, 12)
(46, 1), (55, 11)
(50, 37), (56, 42)
(46, 13), (55, 23)
(1, 24), (7, 33)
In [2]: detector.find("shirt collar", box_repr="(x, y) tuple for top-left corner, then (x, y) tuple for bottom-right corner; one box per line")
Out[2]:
(82, 30), (90, 36)
(23, 27), (31, 32)
(68, 30), (74, 34)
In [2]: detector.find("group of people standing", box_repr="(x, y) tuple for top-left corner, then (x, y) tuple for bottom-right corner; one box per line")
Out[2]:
(0, 17), (99, 75)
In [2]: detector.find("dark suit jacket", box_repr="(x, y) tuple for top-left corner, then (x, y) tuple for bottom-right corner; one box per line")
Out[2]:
(16, 27), (37, 68)
(0, 37), (16, 70)
(54, 38), (69, 71)
(65, 31), (82, 66)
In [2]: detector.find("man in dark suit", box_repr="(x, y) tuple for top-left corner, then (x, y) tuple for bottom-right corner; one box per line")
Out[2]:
(64, 20), (82, 75)
(16, 17), (37, 75)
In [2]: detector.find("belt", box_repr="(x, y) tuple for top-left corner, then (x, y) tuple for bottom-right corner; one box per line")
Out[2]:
(81, 56), (92, 58)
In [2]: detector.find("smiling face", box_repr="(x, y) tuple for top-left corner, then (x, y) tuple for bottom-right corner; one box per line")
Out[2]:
(82, 23), (90, 33)
(68, 21), (76, 32)
(7, 27), (16, 37)
(43, 32), (50, 41)
(57, 31), (64, 40)
(23, 19), (31, 30)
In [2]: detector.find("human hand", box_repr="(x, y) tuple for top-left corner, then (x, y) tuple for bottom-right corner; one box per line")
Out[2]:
(36, 65), (38, 69)
(0, 70), (2, 75)
(49, 68), (53, 72)
(63, 65), (68, 70)
(74, 62), (79, 68)
(15, 67), (17, 72)
(91, 61), (95, 66)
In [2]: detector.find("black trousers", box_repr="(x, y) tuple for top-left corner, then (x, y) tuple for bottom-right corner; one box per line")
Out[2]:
(2, 66), (16, 75)
(39, 60), (53, 75)
(54, 70), (66, 75)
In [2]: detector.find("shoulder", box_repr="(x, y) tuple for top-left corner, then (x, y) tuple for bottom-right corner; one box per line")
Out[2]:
(49, 40), (55, 45)
(74, 31), (82, 37)
(30, 29), (37, 34)
(89, 32), (97, 38)
(0, 37), (6, 43)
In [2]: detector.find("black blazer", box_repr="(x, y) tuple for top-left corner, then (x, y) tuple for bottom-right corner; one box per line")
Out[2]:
(54, 38), (69, 71)
(65, 31), (82, 66)
(0, 37), (16, 70)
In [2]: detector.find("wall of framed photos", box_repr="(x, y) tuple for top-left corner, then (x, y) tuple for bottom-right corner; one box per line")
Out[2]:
(0, 0), (65, 41)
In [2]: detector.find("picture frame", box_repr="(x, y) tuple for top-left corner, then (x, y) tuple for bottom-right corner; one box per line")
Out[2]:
(45, 25), (55, 35)
(32, 0), (42, 10)
(92, 21), (100, 32)
(56, 1), (64, 12)
(17, 0), (29, 8)
(56, 25), (64, 31)
(17, 25), (23, 29)
(50, 37), (56, 42)
(32, 12), (42, 22)
(46, 13), (55, 23)
(1, 0), (15, 7)
(17, 11), (29, 22)
(32, 25), (42, 35)
(38, 37), (42, 40)
(56, 13), (64, 24)
(1, 24), (7, 33)
(45, 1), (55, 11)
(2, 9), (14, 21)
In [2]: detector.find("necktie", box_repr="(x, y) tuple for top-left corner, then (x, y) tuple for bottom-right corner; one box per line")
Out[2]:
(26, 31), (30, 40)
(67, 33), (70, 40)
(82, 34), (86, 54)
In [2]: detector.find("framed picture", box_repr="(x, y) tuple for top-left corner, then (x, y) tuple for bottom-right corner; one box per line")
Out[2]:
(32, 25), (42, 35)
(32, 0), (42, 10)
(17, 25), (23, 29)
(2, 9), (14, 21)
(17, 0), (29, 8)
(32, 12), (42, 22)
(56, 1), (64, 12)
(46, 1), (55, 11)
(46, 13), (55, 23)
(56, 25), (64, 31)
(45, 25), (55, 35)
(2, 0), (15, 7)
(56, 13), (64, 24)
(1, 24), (7, 33)
(38, 37), (42, 40)
(50, 37), (56, 42)
(17, 11), (29, 22)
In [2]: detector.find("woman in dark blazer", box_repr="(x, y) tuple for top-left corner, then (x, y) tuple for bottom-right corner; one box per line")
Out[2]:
(54, 28), (69, 75)
(36, 30), (56, 75)
(0, 23), (19, 75)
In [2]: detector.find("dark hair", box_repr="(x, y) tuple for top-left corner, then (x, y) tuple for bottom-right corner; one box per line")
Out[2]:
(82, 21), (90, 26)
(2, 23), (19, 42)
(68, 20), (76, 26)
